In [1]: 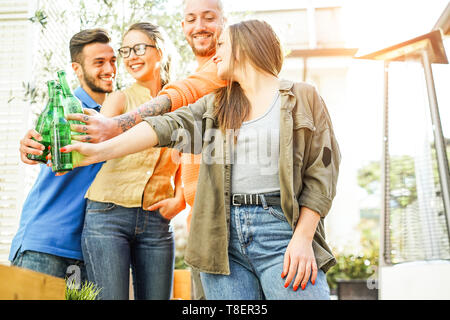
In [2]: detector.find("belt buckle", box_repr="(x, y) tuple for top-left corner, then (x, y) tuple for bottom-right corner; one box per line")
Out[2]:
(232, 194), (242, 206)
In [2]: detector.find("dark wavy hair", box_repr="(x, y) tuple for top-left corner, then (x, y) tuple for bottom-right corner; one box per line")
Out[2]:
(70, 28), (111, 64)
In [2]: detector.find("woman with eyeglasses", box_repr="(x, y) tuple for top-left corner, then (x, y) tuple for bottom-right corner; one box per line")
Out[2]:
(80, 22), (185, 300)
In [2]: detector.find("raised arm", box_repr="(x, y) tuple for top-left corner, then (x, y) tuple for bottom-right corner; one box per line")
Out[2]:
(62, 121), (159, 167)
(67, 58), (225, 143)
(158, 58), (226, 110)
(68, 95), (172, 143)
(62, 94), (212, 168)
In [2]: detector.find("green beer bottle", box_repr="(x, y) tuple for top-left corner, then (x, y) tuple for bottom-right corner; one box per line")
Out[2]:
(57, 70), (85, 136)
(27, 80), (56, 163)
(50, 86), (73, 173)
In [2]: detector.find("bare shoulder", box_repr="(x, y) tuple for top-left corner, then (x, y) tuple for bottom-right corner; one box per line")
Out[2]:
(101, 90), (127, 116)
(104, 90), (127, 105)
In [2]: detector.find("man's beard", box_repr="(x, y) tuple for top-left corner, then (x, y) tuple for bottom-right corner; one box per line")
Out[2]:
(81, 65), (112, 93)
(187, 33), (216, 57)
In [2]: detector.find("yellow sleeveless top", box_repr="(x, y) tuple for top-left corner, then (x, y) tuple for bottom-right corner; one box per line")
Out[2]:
(85, 82), (180, 208)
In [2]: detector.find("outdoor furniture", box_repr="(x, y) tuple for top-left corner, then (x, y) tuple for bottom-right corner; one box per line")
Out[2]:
(0, 264), (65, 300)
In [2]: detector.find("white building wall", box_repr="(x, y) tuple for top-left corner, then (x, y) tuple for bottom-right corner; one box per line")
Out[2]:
(380, 261), (450, 299)
(0, 0), (37, 265)
(0, 0), (76, 265)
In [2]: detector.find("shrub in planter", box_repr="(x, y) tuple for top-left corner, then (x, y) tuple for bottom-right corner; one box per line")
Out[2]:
(326, 252), (378, 290)
(326, 237), (379, 299)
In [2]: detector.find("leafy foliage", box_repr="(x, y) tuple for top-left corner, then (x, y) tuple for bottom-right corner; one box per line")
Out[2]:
(28, 10), (48, 29)
(23, 0), (194, 108)
(78, 0), (195, 89)
(357, 141), (450, 209)
(175, 255), (189, 269)
(357, 155), (417, 208)
(65, 280), (102, 300)
(326, 241), (378, 290)
(326, 220), (379, 290)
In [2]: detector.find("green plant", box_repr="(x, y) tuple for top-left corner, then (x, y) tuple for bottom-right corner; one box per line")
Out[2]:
(175, 255), (188, 270)
(326, 222), (379, 290)
(326, 251), (378, 290)
(28, 10), (48, 29)
(65, 280), (102, 300)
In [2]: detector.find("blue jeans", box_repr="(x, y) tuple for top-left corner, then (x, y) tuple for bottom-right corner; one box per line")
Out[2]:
(11, 250), (87, 284)
(200, 204), (330, 300)
(82, 200), (175, 300)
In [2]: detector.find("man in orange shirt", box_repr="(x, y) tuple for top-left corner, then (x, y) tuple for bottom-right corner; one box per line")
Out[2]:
(67, 0), (227, 299)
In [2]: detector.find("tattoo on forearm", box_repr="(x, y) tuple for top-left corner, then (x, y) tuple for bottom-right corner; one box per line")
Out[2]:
(138, 95), (172, 119)
(115, 112), (137, 134)
(114, 96), (172, 133)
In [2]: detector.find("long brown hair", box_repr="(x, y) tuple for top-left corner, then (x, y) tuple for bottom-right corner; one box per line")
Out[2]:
(213, 20), (283, 132)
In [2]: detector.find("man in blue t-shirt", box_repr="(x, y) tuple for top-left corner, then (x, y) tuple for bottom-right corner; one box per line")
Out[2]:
(11, 28), (117, 282)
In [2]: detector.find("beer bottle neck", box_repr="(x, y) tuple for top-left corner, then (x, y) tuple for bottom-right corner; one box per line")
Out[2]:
(57, 72), (73, 97)
(43, 80), (57, 113)
(47, 81), (56, 99)
(53, 93), (65, 119)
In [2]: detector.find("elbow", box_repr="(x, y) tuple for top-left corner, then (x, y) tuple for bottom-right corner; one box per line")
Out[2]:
(298, 188), (333, 219)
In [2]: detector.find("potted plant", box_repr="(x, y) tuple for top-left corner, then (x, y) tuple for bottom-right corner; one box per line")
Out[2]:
(326, 229), (379, 300)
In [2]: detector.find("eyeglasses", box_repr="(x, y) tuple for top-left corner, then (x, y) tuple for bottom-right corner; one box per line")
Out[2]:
(118, 43), (156, 58)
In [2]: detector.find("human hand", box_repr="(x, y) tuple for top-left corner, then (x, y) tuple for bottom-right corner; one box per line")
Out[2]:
(46, 147), (87, 176)
(67, 108), (119, 143)
(59, 141), (102, 168)
(47, 141), (102, 176)
(147, 197), (186, 220)
(19, 129), (46, 165)
(281, 234), (318, 292)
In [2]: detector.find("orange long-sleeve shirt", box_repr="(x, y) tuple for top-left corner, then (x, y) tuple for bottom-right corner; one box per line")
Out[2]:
(159, 57), (226, 111)
(158, 56), (227, 230)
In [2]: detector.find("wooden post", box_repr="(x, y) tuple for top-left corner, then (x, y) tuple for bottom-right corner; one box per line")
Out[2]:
(0, 264), (66, 300)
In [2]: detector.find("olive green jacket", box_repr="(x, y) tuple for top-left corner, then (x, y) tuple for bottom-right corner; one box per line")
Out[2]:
(145, 79), (341, 275)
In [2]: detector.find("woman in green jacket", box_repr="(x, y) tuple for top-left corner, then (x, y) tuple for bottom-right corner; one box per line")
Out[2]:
(61, 19), (340, 300)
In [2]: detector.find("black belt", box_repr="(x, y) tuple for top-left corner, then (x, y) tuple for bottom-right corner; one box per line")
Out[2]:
(231, 193), (281, 208)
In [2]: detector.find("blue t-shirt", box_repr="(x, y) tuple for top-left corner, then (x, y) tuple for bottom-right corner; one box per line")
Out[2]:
(9, 87), (103, 261)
